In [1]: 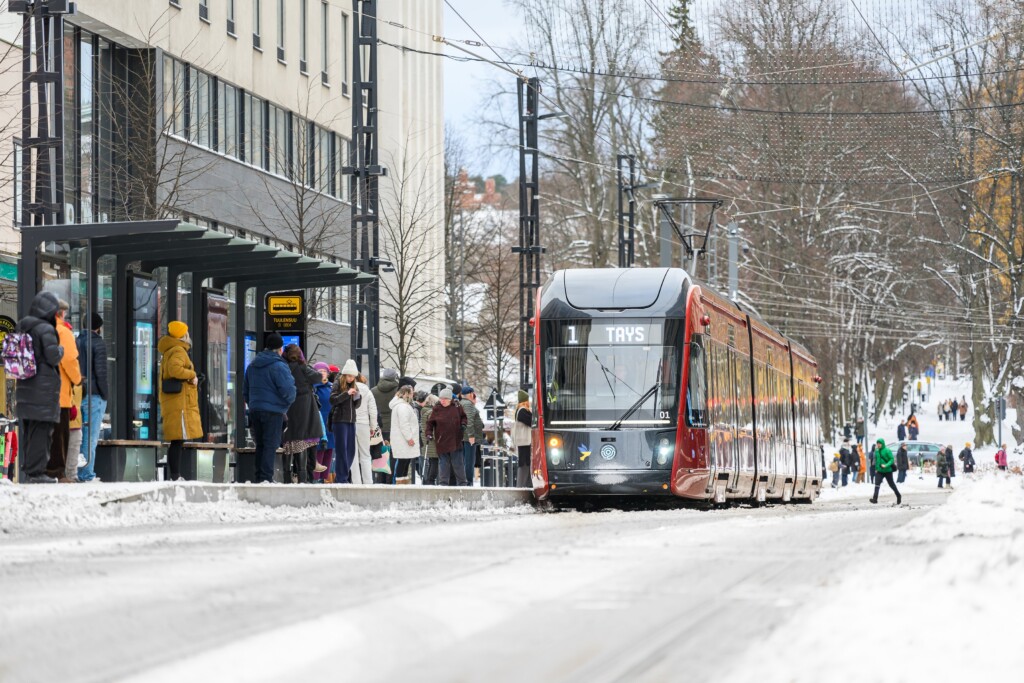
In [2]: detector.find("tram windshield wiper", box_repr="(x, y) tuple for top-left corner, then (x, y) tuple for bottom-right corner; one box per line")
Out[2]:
(608, 359), (662, 431)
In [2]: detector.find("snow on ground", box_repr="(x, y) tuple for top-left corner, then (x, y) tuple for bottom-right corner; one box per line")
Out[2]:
(0, 481), (535, 538)
(721, 471), (1024, 683)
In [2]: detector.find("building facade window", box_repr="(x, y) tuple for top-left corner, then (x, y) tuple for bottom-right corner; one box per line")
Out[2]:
(244, 92), (265, 168)
(253, 0), (262, 49)
(276, 0), (285, 62)
(341, 12), (349, 95)
(227, 0), (236, 34)
(299, 0), (308, 72)
(199, 0), (209, 22)
(267, 103), (290, 177)
(218, 80), (238, 157)
(320, 1), (329, 85)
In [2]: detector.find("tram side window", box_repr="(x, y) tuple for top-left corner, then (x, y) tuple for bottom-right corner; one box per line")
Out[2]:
(686, 334), (708, 427)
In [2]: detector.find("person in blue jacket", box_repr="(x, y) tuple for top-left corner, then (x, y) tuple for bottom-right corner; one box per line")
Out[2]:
(242, 333), (296, 483)
(312, 362), (335, 481)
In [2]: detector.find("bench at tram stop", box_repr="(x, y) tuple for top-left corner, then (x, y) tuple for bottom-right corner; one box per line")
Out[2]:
(180, 442), (234, 483)
(233, 446), (287, 483)
(94, 439), (163, 482)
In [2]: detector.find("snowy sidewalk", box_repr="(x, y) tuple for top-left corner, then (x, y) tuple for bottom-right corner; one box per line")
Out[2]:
(721, 471), (1024, 682)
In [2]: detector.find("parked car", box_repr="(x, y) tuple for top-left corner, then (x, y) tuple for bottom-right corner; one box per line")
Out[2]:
(903, 441), (944, 468)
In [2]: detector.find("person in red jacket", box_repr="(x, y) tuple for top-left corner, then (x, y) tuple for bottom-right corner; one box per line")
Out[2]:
(995, 444), (1008, 471)
(425, 388), (468, 486)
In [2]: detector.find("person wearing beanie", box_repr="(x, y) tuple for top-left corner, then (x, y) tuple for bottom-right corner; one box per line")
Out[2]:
(242, 331), (297, 483)
(329, 360), (362, 483)
(425, 388), (468, 486)
(869, 438), (901, 505)
(512, 389), (533, 487)
(158, 321), (203, 480)
(75, 311), (109, 482)
(45, 299), (81, 482)
(458, 386), (484, 486)
(14, 291), (64, 483)
(370, 368), (401, 483)
(398, 376), (417, 390)
(958, 442), (975, 473)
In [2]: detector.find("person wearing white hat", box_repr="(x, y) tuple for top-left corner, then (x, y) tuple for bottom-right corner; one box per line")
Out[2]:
(329, 360), (362, 483)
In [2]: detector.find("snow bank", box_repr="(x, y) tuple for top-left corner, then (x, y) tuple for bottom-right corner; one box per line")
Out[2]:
(0, 482), (535, 538)
(720, 472), (1024, 683)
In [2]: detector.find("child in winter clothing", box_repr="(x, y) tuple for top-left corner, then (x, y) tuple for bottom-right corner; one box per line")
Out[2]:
(829, 452), (841, 488)
(995, 444), (1008, 471)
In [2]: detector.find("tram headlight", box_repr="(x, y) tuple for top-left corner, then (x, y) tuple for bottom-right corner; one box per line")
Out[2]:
(656, 437), (673, 466)
(547, 435), (563, 466)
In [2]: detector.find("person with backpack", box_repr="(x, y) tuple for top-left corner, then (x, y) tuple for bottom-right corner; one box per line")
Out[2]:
(906, 413), (919, 441)
(829, 451), (841, 488)
(839, 440), (853, 486)
(869, 438), (901, 505)
(12, 291), (64, 484)
(937, 445), (953, 488)
(995, 444), (1008, 471)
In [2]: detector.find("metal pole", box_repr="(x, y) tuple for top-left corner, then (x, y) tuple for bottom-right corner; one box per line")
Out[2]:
(658, 199), (671, 268)
(727, 222), (738, 301)
(515, 77), (541, 390)
(459, 208), (466, 380)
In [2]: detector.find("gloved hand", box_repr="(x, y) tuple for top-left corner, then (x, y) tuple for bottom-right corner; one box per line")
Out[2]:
(70, 405), (78, 421)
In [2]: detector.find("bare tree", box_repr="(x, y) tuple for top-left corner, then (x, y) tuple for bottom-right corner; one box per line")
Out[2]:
(378, 142), (446, 376)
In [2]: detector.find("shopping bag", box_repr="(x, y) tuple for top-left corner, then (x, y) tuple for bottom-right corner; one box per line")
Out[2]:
(372, 444), (392, 474)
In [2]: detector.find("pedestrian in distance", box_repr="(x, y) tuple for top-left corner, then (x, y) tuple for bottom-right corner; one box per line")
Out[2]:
(311, 362), (334, 482)
(419, 394), (440, 485)
(839, 439), (852, 487)
(328, 360), (361, 484)
(829, 452), (841, 488)
(512, 389), (533, 488)
(936, 402), (943, 422)
(857, 443), (867, 483)
(994, 444), (1008, 471)
(388, 385), (421, 485)
(158, 321), (204, 481)
(897, 420), (906, 442)
(842, 422), (853, 441)
(895, 442), (909, 484)
(854, 417), (865, 445)
(242, 333), (296, 484)
(370, 368), (400, 483)
(937, 444), (953, 488)
(281, 344), (326, 483)
(951, 398), (959, 420)
(48, 300), (81, 482)
(906, 413), (919, 441)
(425, 388), (468, 486)
(352, 373), (378, 485)
(867, 441), (876, 481)
(13, 292), (64, 484)
(869, 438), (901, 506)
(459, 386), (485, 486)
(958, 442), (975, 474)
(76, 313), (108, 482)
(958, 398), (968, 422)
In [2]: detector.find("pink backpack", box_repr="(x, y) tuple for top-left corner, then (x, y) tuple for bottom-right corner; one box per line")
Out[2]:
(2, 332), (38, 380)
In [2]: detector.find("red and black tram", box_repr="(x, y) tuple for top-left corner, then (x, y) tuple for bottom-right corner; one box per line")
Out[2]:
(530, 268), (823, 504)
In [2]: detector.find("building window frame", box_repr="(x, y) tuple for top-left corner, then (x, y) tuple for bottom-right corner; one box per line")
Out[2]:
(253, 0), (262, 50)
(199, 0), (210, 23)
(341, 12), (349, 96)
(299, 0), (308, 73)
(227, 0), (237, 35)
(276, 0), (285, 63)
(320, 0), (329, 86)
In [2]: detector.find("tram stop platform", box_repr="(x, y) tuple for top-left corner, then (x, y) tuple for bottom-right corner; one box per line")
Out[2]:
(103, 483), (535, 511)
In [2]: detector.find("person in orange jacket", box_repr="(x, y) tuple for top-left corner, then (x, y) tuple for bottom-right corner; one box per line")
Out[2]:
(47, 300), (82, 482)
(857, 443), (867, 483)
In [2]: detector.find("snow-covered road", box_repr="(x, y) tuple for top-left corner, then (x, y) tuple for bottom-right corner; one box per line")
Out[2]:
(1, 474), (1020, 683)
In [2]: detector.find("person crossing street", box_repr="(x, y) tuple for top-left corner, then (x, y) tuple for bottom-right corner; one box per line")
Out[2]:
(869, 438), (901, 506)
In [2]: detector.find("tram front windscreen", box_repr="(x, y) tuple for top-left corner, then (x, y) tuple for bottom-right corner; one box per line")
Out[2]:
(541, 319), (683, 428)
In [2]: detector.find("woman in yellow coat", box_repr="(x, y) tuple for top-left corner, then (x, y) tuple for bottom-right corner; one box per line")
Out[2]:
(158, 321), (203, 480)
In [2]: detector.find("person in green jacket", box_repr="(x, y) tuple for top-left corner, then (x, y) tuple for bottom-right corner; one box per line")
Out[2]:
(870, 437), (902, 505)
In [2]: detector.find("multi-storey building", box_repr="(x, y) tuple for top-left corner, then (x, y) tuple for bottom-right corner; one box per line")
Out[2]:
(1, 0), (445, 378)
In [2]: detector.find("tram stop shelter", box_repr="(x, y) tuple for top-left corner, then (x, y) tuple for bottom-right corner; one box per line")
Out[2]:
(17, 220), (371, 478)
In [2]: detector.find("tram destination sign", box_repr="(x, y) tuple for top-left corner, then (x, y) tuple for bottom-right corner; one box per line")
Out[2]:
(562, 322), (662, 346)
(265, 291), (305, 333)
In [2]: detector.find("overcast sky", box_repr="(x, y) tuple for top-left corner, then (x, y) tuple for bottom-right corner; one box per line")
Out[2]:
(442, 1), (524, 178)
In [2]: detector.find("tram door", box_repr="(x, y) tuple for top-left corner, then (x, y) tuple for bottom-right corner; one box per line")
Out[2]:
(728, 347), (742, 492)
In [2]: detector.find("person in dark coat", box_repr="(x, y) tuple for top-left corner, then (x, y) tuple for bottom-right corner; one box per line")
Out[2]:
(370, 368), (401, 483)
(896, 420), (907, 442)
(14, 291), (64, 483)
(895, 442), (910, 483)
(281, 345), (324, 483)
(76, 313), (109, 482)
(937, 444), (953, 488)
(329, 360), (362, 484)
(243, 333), (297, 483)
(958, 442), (975, 474)
(839, 440), (852, 486)
(425, 389), (468, 486)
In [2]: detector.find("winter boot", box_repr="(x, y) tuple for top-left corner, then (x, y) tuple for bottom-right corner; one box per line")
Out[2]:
(869, 497), (877, 504)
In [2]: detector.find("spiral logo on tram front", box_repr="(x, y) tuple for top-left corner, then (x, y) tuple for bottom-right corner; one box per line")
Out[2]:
(600, 444), (617, 460)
